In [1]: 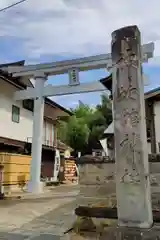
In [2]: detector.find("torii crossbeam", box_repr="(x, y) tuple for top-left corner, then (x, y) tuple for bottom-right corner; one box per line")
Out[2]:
(3, 42), (153, 78)
(4, 42), (154, 101)
(2, 34), (154, 194)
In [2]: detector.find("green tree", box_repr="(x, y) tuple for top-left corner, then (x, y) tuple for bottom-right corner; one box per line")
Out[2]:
(86, 94), (112, 152)
(65, 116), (90, 153)
(96, 94), (112, 126)
(57, 94), (112, 154)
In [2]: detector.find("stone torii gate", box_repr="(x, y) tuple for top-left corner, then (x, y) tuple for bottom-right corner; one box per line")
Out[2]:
(2, 25), (154, 228)
(2, 26), (154, 225)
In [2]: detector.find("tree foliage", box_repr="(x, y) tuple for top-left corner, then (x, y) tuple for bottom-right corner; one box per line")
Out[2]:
(66, 116), (90, 153)
(58, 94), (112, 154)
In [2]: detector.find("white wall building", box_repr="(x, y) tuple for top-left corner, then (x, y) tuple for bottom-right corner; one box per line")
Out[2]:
(145, 87), (160, 154)
(0, 77), (71, 149)
(0, 61), (72, 179)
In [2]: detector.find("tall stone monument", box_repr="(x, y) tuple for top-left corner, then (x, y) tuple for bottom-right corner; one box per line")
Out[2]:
(112, 25), (153, 228)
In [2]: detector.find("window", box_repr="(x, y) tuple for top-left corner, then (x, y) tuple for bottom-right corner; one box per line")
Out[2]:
(23, 99), (34, 111)
(12, 105), (20, 123)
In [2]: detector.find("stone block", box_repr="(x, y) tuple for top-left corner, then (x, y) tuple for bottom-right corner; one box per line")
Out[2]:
(78, 162), (116, 208)
(79, 163), (115, 185)
(80, 183), (116, 198)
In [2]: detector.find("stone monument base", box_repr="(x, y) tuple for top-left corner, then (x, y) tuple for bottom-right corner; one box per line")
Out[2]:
(70, 225), (160, 240)
(100, 225), (160, 239)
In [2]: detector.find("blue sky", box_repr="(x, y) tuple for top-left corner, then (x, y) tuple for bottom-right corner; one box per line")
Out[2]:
(1, 0), (160, 109)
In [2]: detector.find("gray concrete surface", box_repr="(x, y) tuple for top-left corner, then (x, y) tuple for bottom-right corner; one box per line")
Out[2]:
(0, 185), (79, 239)
(1, 179), (160, 239)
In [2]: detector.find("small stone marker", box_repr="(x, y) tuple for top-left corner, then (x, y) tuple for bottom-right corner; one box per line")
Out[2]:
(112, 25), (153, 228)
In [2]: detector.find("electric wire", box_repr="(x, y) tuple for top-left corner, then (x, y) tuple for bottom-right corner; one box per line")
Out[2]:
(0, 0), (27, 13)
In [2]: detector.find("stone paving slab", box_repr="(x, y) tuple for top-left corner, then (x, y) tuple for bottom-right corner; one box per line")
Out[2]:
(0, 186), (79, 239)
(0, 232), (63, 240)
(32, 235), (59, 240)
(0, 232), (29, 240)
(13, 200), (78, 237)
(2, 185), (160, 239)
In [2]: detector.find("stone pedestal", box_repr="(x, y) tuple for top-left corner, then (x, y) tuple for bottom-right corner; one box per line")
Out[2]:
(74, 156), (117, 232)
(70, 226), (160, 240)
(100, 226), (160, 239)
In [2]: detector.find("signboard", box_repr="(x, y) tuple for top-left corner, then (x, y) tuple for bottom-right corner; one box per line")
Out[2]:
(68, 68), (79, 86)
(53, 149), (60, 182)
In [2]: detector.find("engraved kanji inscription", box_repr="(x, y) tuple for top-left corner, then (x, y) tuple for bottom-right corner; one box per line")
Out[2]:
(121, 168), (140, 184)
(120, 133), (141, 173)
(121, 108), (140, 128)
(120, 39), (137, 65)
(116, 66), (139, 102)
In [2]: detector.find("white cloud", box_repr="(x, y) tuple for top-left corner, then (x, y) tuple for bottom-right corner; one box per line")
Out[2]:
(0, 0), (160, 61)
(1, 0), (160, 108)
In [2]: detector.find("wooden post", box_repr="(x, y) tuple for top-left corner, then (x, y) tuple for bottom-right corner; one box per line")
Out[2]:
(112, 25), (153, 228)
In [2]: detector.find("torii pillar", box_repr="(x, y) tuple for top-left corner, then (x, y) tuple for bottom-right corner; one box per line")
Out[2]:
(112, 26), (153, 228)
(27, 72), (47, 193)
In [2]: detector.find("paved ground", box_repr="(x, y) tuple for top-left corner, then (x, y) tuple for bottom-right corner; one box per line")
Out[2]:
(0, 185), (79, 239)
(1, 185), (160, 239)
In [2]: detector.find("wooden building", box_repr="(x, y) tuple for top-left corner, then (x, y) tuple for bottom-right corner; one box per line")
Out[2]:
(0, 60), (72, 191)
